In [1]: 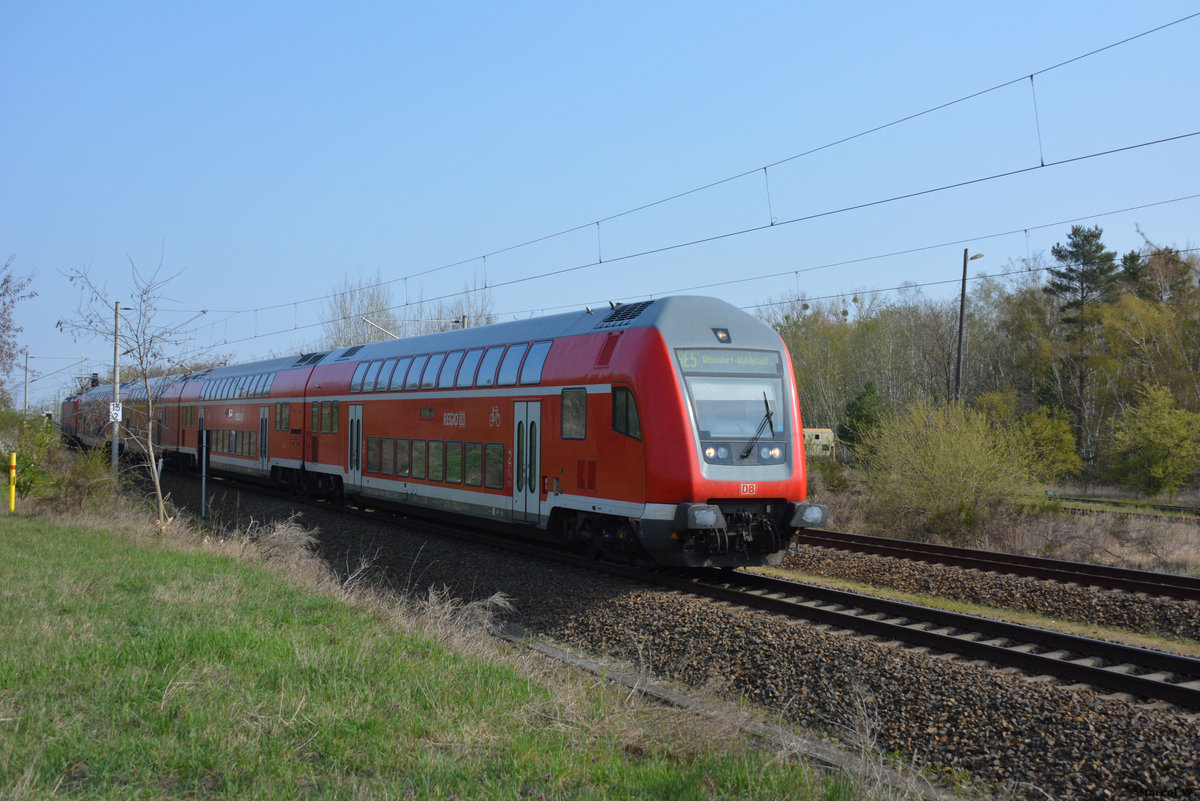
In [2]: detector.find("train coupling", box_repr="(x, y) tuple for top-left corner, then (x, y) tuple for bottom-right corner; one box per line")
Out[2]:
(788, 502), (828, 528)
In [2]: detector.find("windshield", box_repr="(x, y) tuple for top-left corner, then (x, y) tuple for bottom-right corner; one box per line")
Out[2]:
(676, 349), (787, 440)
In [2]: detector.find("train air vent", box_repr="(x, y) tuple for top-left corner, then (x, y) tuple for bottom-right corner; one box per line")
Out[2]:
(292, 351), (330, 366)
(339, 346), (364, 359)
(594, 299), (654, 329)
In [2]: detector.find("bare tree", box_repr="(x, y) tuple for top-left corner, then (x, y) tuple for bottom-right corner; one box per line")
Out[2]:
(320, 274), (497, 347)
(0, 256), (37, 409)
(56, 256), (206, 533)
(320, 271), (403, 348)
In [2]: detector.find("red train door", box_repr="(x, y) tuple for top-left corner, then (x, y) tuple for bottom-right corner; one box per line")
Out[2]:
(513, 401), (541, 524)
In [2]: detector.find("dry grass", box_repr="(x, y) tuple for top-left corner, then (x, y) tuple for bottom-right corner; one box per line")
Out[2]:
(808, 461), (1200, 576)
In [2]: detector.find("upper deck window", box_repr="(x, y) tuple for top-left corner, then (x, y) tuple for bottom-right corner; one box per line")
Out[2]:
(457, 348), (484, 388)
(421, 354), (446, 389)
(475, 346), (504, 387)
(405, 356), (428, 390)
(438, 351), (465, 389)
(350, 362), (370, 393)
(389, 356), (413, 391)
(362, 361), (384, 393)
(496, 344), (528, 387)
(519, 340), (553, 385)
(375, 359), (398, 391)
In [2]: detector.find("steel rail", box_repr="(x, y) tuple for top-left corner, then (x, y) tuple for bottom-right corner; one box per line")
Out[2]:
(674, 570), (1200, 711)
(794, 529), (1200, 602)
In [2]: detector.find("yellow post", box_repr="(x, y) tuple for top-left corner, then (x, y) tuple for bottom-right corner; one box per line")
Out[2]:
(8, 453), (15, 513)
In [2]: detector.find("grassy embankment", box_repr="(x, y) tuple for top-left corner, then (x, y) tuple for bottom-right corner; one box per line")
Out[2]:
(0, 511), (872, 800)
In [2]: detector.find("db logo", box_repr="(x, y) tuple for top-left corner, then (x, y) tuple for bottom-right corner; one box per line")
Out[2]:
(739, 483), (757, 496)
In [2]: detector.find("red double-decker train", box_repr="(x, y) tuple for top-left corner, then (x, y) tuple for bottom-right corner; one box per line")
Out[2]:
(61, 295), (826, 567)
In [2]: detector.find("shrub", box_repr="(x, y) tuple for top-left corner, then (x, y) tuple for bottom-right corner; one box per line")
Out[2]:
(1021, 406), (1083, 483)
(860, 399), (1041, 544)
(1108, 384), (1200, 497)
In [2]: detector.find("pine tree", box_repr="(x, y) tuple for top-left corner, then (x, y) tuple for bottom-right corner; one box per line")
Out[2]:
(1043, 224), (1119, 322)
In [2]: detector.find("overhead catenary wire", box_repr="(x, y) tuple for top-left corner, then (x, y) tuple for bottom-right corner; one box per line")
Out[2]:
(152, 10), (1200, 321)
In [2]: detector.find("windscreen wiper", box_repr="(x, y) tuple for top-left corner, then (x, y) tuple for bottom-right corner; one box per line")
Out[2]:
(739, 392), (775, 460)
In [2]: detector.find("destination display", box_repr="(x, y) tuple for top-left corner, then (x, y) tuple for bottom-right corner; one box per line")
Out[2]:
(676, 348), (781, 375)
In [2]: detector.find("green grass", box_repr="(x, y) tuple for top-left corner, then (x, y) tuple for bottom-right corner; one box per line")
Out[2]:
(0, 516), (854, 800)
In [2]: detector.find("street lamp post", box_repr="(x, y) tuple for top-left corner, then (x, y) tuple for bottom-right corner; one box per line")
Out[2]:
(955, 250), (984, 399)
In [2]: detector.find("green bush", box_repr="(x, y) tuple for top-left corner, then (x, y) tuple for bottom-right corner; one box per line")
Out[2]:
(861, 399), (1041, 544)
(1108, 384), (1200, 497)
(1021, 406), (1083, 483)
(0, 411), (117, 511)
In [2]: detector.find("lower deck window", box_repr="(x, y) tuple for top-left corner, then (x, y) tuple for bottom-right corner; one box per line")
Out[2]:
(412, 439), (427, 479)
(428, 441), (444, 482)
(396, 438), (410, 477)
(465, 442), (482, 486)
(366, 436), (381, 474)
(446, 441), (462, 484)
(484, 443), (504, 489)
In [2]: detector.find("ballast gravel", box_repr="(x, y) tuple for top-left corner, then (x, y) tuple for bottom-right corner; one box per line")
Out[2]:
(784, 546), (1200, 642)
(166, 477), (1200, 800)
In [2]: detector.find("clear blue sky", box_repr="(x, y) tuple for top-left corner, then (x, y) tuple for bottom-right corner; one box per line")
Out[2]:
(4, 2), (1199, 407)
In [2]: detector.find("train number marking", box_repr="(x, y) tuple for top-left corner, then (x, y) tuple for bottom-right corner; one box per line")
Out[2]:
(740, 483), (757, 496)
(443, 411), (466, 427)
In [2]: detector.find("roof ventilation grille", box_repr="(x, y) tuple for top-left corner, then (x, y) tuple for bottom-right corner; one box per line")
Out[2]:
(595, 300), (654, 330)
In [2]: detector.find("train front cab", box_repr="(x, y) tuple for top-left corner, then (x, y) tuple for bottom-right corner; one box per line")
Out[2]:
(629, 303), (827, 568)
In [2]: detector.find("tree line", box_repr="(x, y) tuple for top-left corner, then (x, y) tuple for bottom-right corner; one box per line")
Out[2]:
(763, 225), (1200, 496)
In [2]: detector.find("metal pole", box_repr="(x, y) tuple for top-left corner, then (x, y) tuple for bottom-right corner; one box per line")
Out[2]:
(200, 429), (207, 521)
(112, 301), (120, 482)
(23, 353), (29, 414)
(954, 249), (967, 399)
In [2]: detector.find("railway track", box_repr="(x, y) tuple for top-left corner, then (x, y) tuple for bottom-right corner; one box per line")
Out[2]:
(1053, 494), (1200, 517)
(190, 475), (1200, 712)
(794, 528), (1200, 602)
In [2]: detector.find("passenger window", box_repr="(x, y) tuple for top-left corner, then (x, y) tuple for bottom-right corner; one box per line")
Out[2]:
(562, 389), (587, 439)
(381, 438), (395, 475)
(484, 443), (504, 488)
(475, 346), (504, 387)
(405, 356), (428, 390)
(446, 441), (462, 484)
(321, 401), (333, 434)
(465, 443), (482, 486)
(375, 359), (397, 391)
(496, 344), (528, 387)
(519, 340), (553, 385)
(362, 361), (384, 393)
(438, 351), (464, 389)
(613, 388), (642, 440)
(421, 354), (445, 389)
(389, 356), (413, 391)
(350, 363), (369, 393)
(396, 438), (411, 477)
(428, 441), (444, 482)
(457, 349), (484, 388)
(366, 437), (381, 473)
(412, 439), (427, 479)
